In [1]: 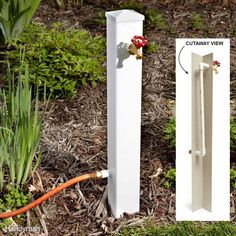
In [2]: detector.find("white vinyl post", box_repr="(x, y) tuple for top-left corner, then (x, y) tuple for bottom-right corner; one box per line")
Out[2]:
(106, 10), (144, 218)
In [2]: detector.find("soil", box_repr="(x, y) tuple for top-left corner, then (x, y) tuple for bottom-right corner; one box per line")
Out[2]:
(1, 0), (236, 235)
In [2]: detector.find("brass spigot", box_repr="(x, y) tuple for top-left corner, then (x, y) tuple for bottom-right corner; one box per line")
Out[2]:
(128, 35), (148, 60)
(213, 60), (220, 74)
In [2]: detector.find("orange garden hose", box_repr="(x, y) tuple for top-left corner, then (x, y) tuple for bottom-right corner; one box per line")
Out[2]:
(0, 170), (109, 219)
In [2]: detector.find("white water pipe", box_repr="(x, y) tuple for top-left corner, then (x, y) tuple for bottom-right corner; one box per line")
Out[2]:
(195, 62), (209, 157)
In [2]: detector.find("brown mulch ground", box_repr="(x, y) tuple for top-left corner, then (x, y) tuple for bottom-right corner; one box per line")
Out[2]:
(38, 82), (175, 235)
(1, 1), (236, 235)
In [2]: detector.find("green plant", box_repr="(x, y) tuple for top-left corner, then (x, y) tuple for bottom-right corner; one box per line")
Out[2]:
(0, 0), (41, 43)
(191, 13), (206, 30)
(0, 184), (32, 212)
(230, 117), (236, 149)
(118, 221), (236, 236)
(55, 0), (83, 9)
(0, 218), (12, 230)
(230, 24), (236, 37)
(146, 41), (159, 54)
(121, 0), (145, 13)
(163, 168), (176, 189)
(164, 117), (176, 149)
(146, 8), (169, 30)
(0, 57), (43, 190)
(55, 0), (65, 8)
(96, 11), (106, 26)
(0, 184), (32, 228)
(4, 22), (106, 98)
(164, 117), (236, 150)
(230, 168), (236, 189)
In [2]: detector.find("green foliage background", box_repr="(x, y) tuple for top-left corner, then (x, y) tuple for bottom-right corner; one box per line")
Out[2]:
(3, 22), (106, 98)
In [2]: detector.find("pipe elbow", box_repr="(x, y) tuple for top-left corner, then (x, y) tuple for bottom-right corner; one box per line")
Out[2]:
(199, 148), (206, 157)
(194, 148), (206, 157)
(199, 62), (209, 70)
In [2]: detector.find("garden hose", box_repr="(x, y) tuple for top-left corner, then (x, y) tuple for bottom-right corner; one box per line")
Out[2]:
(0, 170), (109, 219)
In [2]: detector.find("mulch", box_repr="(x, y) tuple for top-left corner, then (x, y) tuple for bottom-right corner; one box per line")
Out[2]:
(1, 0), (236, 235)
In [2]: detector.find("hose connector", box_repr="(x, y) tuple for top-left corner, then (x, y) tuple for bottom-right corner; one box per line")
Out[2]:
(96, 170), (109, 179)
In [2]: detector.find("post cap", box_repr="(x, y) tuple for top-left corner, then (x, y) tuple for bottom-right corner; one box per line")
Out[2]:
(105, 9), (145, 23)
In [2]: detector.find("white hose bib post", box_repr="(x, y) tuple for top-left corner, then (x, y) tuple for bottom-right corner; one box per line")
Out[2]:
(106, 10), (144, 218)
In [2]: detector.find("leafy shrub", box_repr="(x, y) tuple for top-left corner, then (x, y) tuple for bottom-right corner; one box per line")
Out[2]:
(0, 0), (41, 43)
(146, 8), (169, 30)
(191, 13), (206, 30)
(163, 168), (176, 189)
(230, 117), (236, 149)
(230, 168), (236, 189)
(146, 41), (159, 54)
(4, 22), (106, 98)
(0, 59), (44, 190)
(164, 118), (176, 149)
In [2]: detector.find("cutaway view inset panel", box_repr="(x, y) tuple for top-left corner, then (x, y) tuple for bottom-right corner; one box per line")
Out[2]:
(176, 38), (230, 221)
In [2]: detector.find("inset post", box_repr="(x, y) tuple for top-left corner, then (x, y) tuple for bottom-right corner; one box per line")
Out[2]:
(191, 53), (213, 211)
(106, 10), (144, 218)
